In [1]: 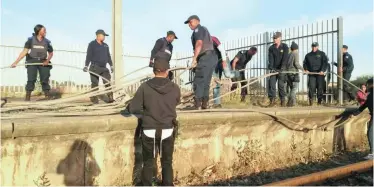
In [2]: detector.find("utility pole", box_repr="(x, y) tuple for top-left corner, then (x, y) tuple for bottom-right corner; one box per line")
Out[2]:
(337, 17), (343, 105)
(112, 0), (123, 99)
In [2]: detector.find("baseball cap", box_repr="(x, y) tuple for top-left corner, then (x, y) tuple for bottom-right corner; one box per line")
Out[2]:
(342, 45), (348, 49)
(311, 42), (319, 47)
(96, 29), (109, 36)
(153, 59), (170, 72)
(184, 15), (200, 24)
(167, 31), (178, 39)
(272, 32), (282, 39)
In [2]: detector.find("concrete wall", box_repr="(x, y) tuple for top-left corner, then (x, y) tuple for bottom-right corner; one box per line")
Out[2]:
(0, 108), (370, 186)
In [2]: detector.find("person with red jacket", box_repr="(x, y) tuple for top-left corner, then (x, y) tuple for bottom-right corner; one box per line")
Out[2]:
(356, 84), (367, 106)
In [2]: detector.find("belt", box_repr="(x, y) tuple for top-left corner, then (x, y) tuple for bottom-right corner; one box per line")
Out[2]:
(197, 50), (214, 59)
(91, 62), (107, 67)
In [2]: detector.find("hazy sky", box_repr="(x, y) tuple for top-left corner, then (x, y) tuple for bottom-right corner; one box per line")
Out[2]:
(0, 0), (373, 86)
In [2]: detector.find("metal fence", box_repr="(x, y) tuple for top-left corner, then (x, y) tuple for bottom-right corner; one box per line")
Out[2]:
(174, 17), (343, 103)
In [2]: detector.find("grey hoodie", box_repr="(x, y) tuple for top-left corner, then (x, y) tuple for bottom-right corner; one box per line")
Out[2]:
(286, 50), (303, 72)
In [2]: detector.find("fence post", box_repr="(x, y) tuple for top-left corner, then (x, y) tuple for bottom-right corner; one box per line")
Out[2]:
(337, 17), (344, 105)
(263, 32), (270, 95)
(112, 0), (124, 99)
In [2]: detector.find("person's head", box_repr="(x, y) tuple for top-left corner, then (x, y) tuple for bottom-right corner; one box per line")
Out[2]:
(272, 32), (282, 45)
(95, 29), (109, 42)
(166, 31), (178, 43)
(33, 24), (46, 37)
(184, 15), (200, 30)
(311, 42), (319, 52)
(153, 60), (170, 78)
(248, 47), (258, 55)
(361, 84), (367, 92)
(342, 45), (348, 53)
(366, 78), (373, 90)
(291, 41), (299, 51)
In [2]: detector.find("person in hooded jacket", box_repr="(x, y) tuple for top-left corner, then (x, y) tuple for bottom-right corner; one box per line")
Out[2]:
(128, 59), (181, 186)
(285, 42), (303, 107)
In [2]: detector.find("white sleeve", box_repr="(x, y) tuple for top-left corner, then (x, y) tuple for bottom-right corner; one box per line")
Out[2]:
(217, 44), (227, 60)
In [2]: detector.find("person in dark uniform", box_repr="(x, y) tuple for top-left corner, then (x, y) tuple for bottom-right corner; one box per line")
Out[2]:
(333, 45), (355, 103)
(352, 78), (373, 160)
(211, 36), (227, 108)
(285, 42), (303, 107)
(11, 24), (54, 101)
(268, 32), (289, 107)
(84, 29), (114, 104)
(149, 31), (178, 80)
(303, 42), (328, 106)
(230, 47), (258, 102)
(128, 59), (181, 186)
(184, 15), (218, 110)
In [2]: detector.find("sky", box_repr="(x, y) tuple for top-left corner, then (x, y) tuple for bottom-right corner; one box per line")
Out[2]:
(0, 0), (373, 86)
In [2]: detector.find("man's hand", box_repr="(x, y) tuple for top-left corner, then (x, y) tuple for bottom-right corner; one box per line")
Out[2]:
(304, 70), (309, 75)
(10, 62), (18, 68)
(338, 67), (343, 73)
(110, 66), (114, 73)
(42, 60), (49, 66)
(149, 60), (154, 67)
(83, 66), (88, 72)
(191, 58), (197, 68)
(319, 71), (325, 75)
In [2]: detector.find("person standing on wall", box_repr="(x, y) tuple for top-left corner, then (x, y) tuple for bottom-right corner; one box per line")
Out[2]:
(83, 29), (114, 104)
(285, 42), (303, 107)
(11, 24), (54, 101)
(149, 31), (178, 80)
(268, 32), (289, 107)
(230, 47), (258, 102)
(333, 45), (355, 104)
(128, 59), (181, 186)
(184, 15), (217, 110)
(303, 42), (328, 106)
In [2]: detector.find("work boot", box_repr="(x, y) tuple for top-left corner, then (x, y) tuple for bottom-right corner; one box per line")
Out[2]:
(201, 97), (209, 110)
(280, 99), (286, 107)
(240, 95), (246, 103)
(193, 97), (202, 110)
(90, 96), (99, 104)
(107, 92), (114, 103)
(25, 91), (31, 101)
(317, 99), (322, 105)
(309, 99), (314, 106)
(268, 98), (276, 107)
(44, 90), (52, 100)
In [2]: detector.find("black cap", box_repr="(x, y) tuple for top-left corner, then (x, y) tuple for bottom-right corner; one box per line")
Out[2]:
(272, 32), (282, 39)
(311, 42), (319, 47)
(343, 45), (348, 49)
(96, 29), (109, 36)
(153, 59), (170, 72)
(184, 15), (200, 24)
(291, 41), (298, 50)
(167, 31), (178, 39)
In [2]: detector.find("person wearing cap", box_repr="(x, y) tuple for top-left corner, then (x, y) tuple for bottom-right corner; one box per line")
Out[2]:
(352, 78), (373, 160)
(230, 47), (258, 102)
(268, 32), (289, 107)
(128, 59), (181, 186)
(11, 24), (54, 101)
(285, 42), (303, 107)
(184, 15), (218, 109)
(149, 31), (177, 80)
(303, 42), (328, 106)
(84, 29), (114, 104)
(333, 45), (355, 103)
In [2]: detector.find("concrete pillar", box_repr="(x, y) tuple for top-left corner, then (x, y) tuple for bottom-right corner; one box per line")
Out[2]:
(337, 17), (343, 105)
(112, 0), (124, 98)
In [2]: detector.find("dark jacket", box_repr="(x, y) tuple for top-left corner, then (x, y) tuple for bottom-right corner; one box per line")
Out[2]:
(150, 37), (173, 62)
(129, 77), (181, 130)
(303, 50), (328, 72)
(358, 87), (373, 118)
(85, 40), (113, 67)
(231, 50), (253, 70)
(333, 52), (354, 74)
(268, 43), (289, 70)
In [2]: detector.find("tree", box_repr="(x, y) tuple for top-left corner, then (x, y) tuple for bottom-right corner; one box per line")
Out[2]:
(351, 75), (373, 88)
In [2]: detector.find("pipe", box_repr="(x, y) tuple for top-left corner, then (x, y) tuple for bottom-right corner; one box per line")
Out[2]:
(264, 160), (373, 186)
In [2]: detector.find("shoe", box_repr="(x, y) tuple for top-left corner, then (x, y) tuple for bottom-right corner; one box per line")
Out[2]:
(268, 98), (276, 107)
(240, 95), (246, 103)
(364, 154), (373, 160)
(317, 99), (322, 105)
(212, 104), (222, 108)
(309, 100), (313, 106)
(107, 92), (114, 103)
(193, 97), (202, 110)
(201, 97), (209, 109)
(25, 91), (32, 101)
(44, 90), (52, 100)
(281, 100), (286, 107)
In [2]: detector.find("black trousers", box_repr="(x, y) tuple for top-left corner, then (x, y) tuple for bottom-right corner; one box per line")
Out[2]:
(25, 65), (51, 92)
(308, 74), (325, 101)
(268, 73), (286, 100)
(141, 130), (175, 186)
(231, 71), (247, 96)
(89, 65), (111, 91)
(342, 73), (355, 101)
(193, 52), (218, 100)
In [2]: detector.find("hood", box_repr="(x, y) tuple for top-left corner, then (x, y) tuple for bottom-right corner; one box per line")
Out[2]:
(146, 77), (175, 94)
